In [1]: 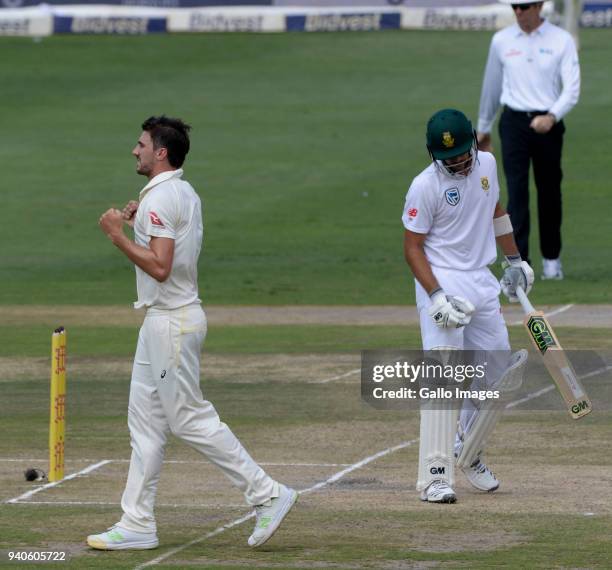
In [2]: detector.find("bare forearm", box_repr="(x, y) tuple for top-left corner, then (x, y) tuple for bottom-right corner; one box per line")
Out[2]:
(405, 246), (440, 295)
(496, 233), (520, 258)
(110, 233), (169, 282)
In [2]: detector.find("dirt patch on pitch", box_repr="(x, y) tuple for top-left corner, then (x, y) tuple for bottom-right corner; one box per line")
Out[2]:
(0, 353), (360, 384)
(2, 304), (609, 328)
(409, 530), (526, 553)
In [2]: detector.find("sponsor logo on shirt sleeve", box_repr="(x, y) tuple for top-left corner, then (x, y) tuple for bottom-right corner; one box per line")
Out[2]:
(149, 211), (165, 227)
(407, 207), (418, 220)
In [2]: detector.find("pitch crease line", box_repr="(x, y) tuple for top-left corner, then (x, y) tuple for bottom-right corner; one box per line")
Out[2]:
(0, 459), (350, 467)
(506, 364), (611, 409)
(14, 500), (246, 508)
(312, 368), (360, 384)
(314, 352), (408, 385)
(134, 439), (419, 570)
(509, 303), (574, 326)
(136, 362), (610, 568)
(4, 460), (112, 504)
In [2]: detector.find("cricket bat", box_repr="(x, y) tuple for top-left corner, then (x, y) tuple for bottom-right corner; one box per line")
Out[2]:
(516, 287), (592, 420)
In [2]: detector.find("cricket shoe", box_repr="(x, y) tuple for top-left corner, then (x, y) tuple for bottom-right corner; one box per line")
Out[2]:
(248, 484), (298, 548)
(542, 258), (563, 280)
(420, 480), (456, 503)
(87, 525), (159, 550)
(461, 457), (499, 492)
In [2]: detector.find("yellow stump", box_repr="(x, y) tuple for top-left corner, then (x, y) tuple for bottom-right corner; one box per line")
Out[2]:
(49, 327), (66, 482)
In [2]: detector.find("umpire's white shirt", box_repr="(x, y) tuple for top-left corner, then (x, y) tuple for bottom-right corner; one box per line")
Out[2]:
(133, 168), (202, 309)
(478, 19), (580, 133)
(402, 152), (499, 271)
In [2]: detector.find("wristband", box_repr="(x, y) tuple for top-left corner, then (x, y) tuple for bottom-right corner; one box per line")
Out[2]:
(504, 254), (522, 267)
(428, 287), (443, 299)
(493, 214), (513, 237)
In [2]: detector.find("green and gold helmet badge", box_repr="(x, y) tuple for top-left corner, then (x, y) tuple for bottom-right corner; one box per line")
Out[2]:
(442, 131), (455, 148)
(481, 176), (490, 192)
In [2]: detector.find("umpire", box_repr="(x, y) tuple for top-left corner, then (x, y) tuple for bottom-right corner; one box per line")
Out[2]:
(477, 0), (580, 280)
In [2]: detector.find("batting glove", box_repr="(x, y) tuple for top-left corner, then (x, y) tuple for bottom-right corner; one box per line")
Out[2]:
(500, 255), (534, 302)
(428, 290), (475, 329)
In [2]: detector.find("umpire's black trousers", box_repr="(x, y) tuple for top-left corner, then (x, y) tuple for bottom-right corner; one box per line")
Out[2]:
(499, 106), (565, 261)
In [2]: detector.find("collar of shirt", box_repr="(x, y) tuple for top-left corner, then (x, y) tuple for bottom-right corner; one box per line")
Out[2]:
(139, 168), (184, 200)
(514, 18), (548, 38)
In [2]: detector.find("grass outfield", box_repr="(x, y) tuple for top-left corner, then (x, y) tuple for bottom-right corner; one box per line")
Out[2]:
(1, 323), (612, 357)
(1, 323), (611, 569)
(1, 30), (611, 305)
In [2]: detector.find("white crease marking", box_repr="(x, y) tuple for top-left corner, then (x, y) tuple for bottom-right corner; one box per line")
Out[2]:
(311, 368), (361, 384)
(134, 439), (419, 570)
(4, 460), (112, 504)
(509, 303), (574, 326)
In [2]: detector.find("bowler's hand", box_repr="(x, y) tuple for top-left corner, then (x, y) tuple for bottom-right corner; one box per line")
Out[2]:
(99, 208), (124, 241)
(122, 200), (139, 228)
(477, 132), (493, 153)
(530, 114), (555, 134)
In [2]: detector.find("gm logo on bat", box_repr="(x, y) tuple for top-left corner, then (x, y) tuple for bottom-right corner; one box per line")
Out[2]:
(527, 316), (557, 354)
(571, 400), (590, 415)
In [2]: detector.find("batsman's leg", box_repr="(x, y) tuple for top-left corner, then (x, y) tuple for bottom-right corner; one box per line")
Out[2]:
(455, 350), (527, 488)
(417, 399), (460, 503)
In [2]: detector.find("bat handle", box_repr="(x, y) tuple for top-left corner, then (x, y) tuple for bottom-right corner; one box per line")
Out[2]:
(515, 286), (536, 315)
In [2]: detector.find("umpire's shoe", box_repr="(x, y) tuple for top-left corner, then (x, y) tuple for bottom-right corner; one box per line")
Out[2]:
(420, 480), (457, 503)
(248, 483), (298, 547)
(462, 456), (499, 492)
(87, 525), (159, 550)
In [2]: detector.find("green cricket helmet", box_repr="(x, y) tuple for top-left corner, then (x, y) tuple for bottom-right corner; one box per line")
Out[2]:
(426, 108), (478, 178)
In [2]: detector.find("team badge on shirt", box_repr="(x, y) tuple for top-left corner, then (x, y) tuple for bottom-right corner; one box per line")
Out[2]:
(442, 131), (455, 148)
(445, 187), (460, 206)
(149, 211), (165, 227)
(481, 176), (490, 192)
(407, 207), (418, 219)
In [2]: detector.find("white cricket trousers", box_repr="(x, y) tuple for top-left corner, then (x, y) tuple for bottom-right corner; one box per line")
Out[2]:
(119, 303), (278, 533)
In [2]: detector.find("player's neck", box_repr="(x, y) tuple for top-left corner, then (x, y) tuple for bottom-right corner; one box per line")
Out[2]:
(147, 165), (177, 181)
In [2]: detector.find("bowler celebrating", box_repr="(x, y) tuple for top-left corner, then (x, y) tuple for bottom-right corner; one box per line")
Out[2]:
(89, 116), (297, 550)
(403, 109), (534, 503)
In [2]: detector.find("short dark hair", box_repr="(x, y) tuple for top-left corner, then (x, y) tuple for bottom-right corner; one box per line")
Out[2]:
(142, 115), (191, 168)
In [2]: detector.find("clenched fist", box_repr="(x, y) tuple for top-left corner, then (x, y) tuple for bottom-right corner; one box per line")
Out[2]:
(99, 208), (124, 240)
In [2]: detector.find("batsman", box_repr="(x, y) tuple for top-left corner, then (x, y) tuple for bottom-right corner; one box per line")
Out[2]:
(402, 109), (534, 503)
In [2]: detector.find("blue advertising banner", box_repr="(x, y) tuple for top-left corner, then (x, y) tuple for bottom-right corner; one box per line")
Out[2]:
(286, 11), (401, 32)
(581, 2), (612, 26)
(53, 14), (167, 33)
(2, 0), (270, 8)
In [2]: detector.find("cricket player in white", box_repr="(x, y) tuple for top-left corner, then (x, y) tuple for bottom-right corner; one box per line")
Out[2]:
(89, 116), (297, 550)
(403, 109), (534, 503)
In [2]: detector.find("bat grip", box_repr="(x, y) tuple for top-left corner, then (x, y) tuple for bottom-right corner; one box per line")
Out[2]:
(515, 286), (536, 315)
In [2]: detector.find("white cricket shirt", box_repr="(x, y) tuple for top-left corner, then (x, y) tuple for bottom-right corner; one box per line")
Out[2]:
(402, 152), (499, 271)
(478, 19), (580, 133)
(133, 169), (203, 310)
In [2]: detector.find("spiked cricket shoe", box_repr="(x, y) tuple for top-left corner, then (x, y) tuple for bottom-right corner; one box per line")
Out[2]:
(87, 525), (159, 550)
(248, 484), (298, 547)
(420, 480), (457, 503)
(462, 456), (499, 492)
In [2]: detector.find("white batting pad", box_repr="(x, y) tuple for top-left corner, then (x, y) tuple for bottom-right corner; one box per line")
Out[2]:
(456, 350), (528, 468)
(417, 399), (460, 491)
